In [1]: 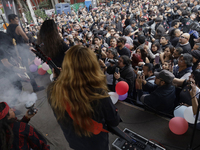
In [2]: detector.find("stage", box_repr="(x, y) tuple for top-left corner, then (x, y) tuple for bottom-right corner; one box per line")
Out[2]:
(2, 73), (200, 150)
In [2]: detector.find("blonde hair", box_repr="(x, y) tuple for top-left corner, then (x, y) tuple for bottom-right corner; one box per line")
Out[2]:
(49, 45), (109, 137)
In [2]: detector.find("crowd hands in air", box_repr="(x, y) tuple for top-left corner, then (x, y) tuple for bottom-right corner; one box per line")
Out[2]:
(20, 0), (200, 127)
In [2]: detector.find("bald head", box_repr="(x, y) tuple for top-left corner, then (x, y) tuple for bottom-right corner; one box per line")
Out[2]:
(179, 33), (190, 44)
(183, 33), (190, 40)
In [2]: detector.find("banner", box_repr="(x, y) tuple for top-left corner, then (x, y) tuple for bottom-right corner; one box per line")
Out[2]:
(1, 0), (18, 22)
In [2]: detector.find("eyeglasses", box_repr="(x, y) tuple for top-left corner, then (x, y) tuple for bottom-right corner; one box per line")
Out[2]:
(180, 36), (188, 40)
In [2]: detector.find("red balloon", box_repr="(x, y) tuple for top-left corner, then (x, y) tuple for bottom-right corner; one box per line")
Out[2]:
(38, 68), (46, 75)
(115, 81), (129, 95)
(169, 117), (188, 135)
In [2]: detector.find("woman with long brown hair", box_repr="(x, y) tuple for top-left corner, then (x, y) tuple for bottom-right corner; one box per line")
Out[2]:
(37, 19), (69, 67)
(48, 45), (120, 150)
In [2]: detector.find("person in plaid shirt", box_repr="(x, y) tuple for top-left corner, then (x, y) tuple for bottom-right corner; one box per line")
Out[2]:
(0, 102), (50, 150)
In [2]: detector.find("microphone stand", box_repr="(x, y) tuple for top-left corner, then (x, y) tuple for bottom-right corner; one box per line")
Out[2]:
(187, 94), (200, 150)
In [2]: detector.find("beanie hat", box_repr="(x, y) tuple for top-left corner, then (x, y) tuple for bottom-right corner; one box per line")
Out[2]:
(191, 50), (200, 60)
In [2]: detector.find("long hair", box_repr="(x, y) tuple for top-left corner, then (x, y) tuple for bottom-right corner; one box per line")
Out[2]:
(48, 45), (109, 137)
(37, 19), (63, 58)
(0, 103), (13, 150)
(164, 45), (175, 60)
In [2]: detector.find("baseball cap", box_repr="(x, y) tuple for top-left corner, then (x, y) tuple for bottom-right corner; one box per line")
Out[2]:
(154, 70), (175, 84)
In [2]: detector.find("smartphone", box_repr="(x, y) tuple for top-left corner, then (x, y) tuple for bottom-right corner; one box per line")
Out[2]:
(115, 67), (119, 73)
(155, 55), (160, 64)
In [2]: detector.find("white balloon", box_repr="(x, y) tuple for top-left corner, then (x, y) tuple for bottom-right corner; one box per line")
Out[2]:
(50, 74), (54, 82)
(174, 105), (187, 118)
(108, 92), (119, 104)
(184, 106), (200, 124)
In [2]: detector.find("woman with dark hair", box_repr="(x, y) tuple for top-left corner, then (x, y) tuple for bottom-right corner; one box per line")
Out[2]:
(160, 45), (175, 65)
(37, 19), (69, 67)
(145, 42), (161, 61)
(0, 102), (50, 150)
(48, 45), (120, 150)
(136, 48), (150, 63)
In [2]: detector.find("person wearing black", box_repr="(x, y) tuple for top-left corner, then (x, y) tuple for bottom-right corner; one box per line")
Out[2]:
(116, 37), (131, 57)
(169, 28), (182, 47)
(160, 34), (171, 51)
(37, 19), (69, 68)
(136, 70), (176, 114)
(107, 55), (135, 100)
(6, 14), (44, 92)
(180, 10), (193, 33)
(48, 46), (120, 150)
(176, 33), (192, 54)
(167, 19), (180, 35)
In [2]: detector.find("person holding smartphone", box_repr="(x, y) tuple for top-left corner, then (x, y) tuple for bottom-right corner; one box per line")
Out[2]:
(107, 55), (135, 101)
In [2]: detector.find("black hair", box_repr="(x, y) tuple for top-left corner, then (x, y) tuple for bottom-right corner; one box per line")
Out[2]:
(161, 34), (170, 41)
(118, 37), (127, 44)
(120, 55), (131, 66)
(139, 48), (148, 61)
(94, 35), (102, 40)
(171, 19), (180, 27)
(124, 29), (131, 36)
(193, 69), (200, 87)
(175, 47), (183, 55)
(8, 14), (18, 22)
(144, 63), (154, 72)
(138, 35), (146, 44)
(0, 103), (14, 150)
(151, 41), (161, 53)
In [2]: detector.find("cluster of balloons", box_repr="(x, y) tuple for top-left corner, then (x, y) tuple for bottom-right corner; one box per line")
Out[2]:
(29, 57), (52, 75)
(169, 105), (200, 135)
(174, 105), (200, 124)
(108, 81), (129, 104)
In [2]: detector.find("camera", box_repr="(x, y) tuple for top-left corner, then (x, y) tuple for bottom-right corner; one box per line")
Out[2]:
(108, 59), (118, 64)
(134, 66), (143, 71)
(25, 101), (37, 115)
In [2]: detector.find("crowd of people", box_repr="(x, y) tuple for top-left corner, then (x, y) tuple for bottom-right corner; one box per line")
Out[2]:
(1, 0), (200, 149)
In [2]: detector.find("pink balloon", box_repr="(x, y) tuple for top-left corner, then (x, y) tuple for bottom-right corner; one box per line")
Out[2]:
(169, 117), (188, 135)
(42, 63), (50, 71)
(34, 57), (42, 66)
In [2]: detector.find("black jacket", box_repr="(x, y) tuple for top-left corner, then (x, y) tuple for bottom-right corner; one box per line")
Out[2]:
(139, 83), (176, 114)
(53, 96), (120, 150)
(107, 65), (135, 95)
(176, 42), (192, 54)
